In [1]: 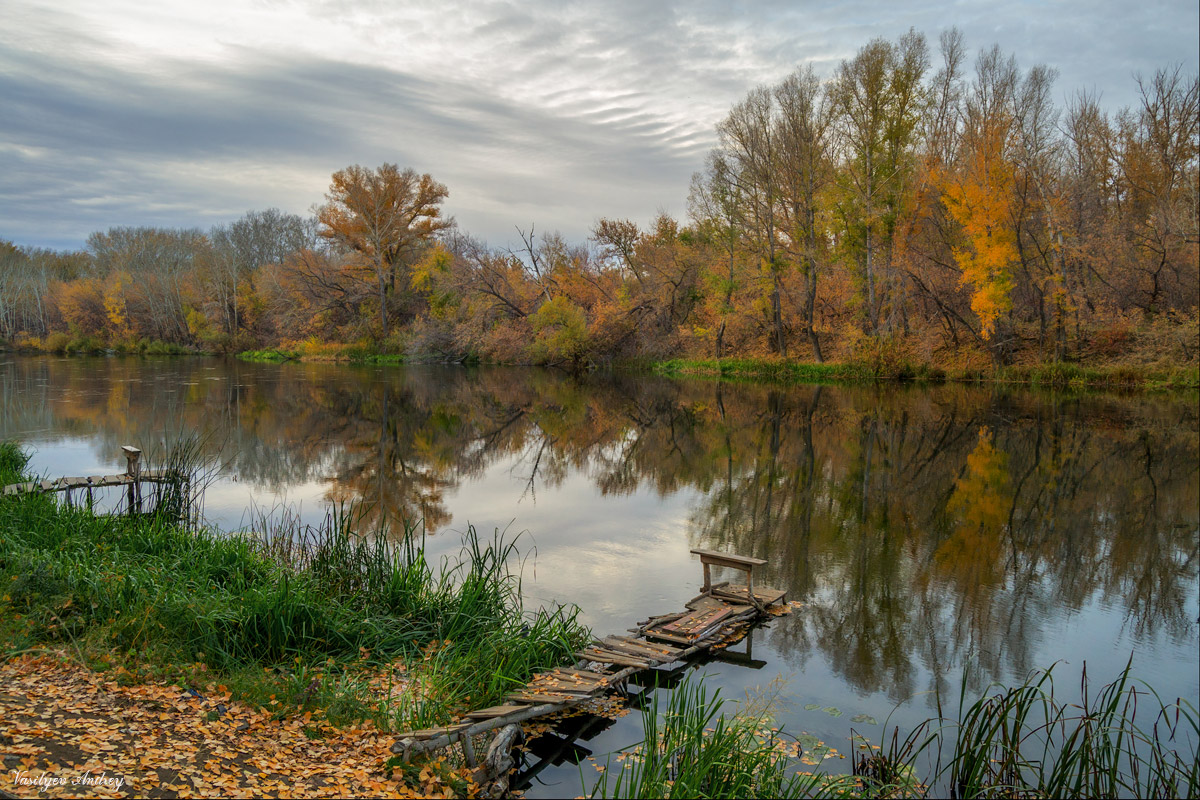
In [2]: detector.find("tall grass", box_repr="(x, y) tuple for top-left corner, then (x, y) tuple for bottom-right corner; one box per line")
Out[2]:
(590, 664), (1199, 799)
(944, 660), (1198, 798)
(590, 678), (810, 799)
(0, 440), (588, 729)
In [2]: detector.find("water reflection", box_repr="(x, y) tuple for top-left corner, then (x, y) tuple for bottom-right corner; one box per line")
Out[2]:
(2, 356), (1197, 705)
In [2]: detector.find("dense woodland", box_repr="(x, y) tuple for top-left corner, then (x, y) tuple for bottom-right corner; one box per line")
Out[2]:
(1, 30), (1197, 371)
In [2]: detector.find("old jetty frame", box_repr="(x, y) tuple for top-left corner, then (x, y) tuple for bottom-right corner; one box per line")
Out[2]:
(1, 446), (185, 515)
(391, 548), (787, 768)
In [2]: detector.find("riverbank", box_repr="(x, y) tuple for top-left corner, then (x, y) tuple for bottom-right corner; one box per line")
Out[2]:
(653, 357), (1200, 391)
(0, 441), (587, 797)
(6, 341), (1198, 393)
(237, 344), (406, 364)
(2, 335), (207, 356)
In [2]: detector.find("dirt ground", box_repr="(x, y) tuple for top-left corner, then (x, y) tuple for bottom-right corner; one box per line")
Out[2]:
(0, 654), (469, 798)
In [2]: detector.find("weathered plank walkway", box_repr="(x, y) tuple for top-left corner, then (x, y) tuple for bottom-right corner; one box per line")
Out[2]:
(1, 446), (185, 515)
(391, 549), (787, 768)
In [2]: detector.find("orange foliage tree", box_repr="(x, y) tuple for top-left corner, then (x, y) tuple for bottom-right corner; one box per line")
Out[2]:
(316, 164), (451, 340)
(942, 122), (1019, 343)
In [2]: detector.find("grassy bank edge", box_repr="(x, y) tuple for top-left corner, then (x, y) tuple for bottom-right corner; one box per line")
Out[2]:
(2, 336), (211, 357)
(237, 347), (406, 364)
(0, 440), (587, 746)
(652, 357), (1200, 392)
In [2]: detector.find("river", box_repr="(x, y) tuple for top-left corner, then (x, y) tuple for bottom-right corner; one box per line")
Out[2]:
(2, 355), (1197, 794)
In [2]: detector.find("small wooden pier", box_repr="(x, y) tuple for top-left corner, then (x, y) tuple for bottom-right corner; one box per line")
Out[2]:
(391, 549), (787, 771)
(1, 446), (185, 515)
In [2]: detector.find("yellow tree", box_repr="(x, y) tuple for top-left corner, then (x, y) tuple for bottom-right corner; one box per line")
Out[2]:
(943, 122), (1019, 342)
(316, 164), (450, 339)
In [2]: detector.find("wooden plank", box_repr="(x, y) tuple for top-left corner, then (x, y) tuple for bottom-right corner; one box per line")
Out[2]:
(525, 678), (596, 696)
(690, 548), (767, 567)
(712, 584), (786, 607)
(403, 723), (471, 740)
(593, 638), (671, 661)
(685, 591), (735, 611)
(541, 672), (608, 690)
(600, 636), (681, 660)
(641, 629), (694, 646)
(576, 649), (651, 669)
(608, 635), (683, 656)
(546, 667), (611, 681)
(660, 606), (735, 635)
(463, 704), (527, 720)
(637, 611), (686, 628)
(505, 691), (586, 704)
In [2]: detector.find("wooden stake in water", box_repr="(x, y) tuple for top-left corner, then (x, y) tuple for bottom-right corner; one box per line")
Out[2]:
(122, 446), (142, 515)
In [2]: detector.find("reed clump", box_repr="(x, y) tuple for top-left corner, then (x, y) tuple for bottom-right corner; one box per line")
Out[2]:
(590, 663), (1198, 799)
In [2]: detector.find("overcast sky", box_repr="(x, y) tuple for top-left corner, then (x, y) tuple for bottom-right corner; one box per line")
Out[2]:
(2, 0), (1197, 252)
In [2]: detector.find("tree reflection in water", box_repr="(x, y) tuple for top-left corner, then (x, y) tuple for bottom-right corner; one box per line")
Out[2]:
(3, 357), (1196, 704)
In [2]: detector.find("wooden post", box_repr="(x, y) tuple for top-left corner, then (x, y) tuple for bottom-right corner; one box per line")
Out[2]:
(122, 446), (142, 514)
(460, 734), (477, 768)
(702, 562), (711, 594)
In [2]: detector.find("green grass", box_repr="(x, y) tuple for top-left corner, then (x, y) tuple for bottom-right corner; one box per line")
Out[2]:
(588, 677), (869, 799)
(940, 659), (1198, 799)
(236, 348), (301, 362)
(653, 357), (935, 385)
(590, 663), (1199, 799)
(236, 346), (406, 364)
(0, 440), (587, 731)
(652, 357), (1199, 393)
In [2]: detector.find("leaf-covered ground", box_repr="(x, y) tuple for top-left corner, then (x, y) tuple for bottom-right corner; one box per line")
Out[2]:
(0, 653), (475, 798)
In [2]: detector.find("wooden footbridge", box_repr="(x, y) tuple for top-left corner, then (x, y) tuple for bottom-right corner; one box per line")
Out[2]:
(1, 446), (185, 515)
(391, 548), (788, 770)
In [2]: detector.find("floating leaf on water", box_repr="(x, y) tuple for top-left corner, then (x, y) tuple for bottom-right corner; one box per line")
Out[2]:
(822, 706), (842, 717)
(803, 703), (821, 711)
(851, 713), (877, 725)
(795, 733), (822, 750)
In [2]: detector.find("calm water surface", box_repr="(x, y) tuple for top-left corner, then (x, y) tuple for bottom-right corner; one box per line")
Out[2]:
(3, 356), (1197, 794)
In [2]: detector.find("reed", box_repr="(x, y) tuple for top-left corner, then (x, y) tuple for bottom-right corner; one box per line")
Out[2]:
(590, 663), (1198, 799)
(942, 659), (1198, 798)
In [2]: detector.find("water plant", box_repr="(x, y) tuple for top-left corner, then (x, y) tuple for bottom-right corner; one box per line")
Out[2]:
(588, 663), (1199, 799)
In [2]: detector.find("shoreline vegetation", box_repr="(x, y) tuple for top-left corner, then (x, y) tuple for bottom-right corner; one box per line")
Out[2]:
(3, 439), (1198, 798)
(652, 356), (1200, 391)
(0, 439), (588, 796)
(5, 339), (1196, 394)
(2, 30), (1196, 392)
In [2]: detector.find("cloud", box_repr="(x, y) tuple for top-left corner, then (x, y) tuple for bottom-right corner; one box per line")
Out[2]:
(0, 0), (1196, 251)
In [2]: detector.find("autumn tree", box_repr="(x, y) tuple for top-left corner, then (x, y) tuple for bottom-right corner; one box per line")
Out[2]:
(1114, 67), (1199, 314)
(941, 47), (1021, 353)
(775, 65), (835, 360)
(688, 153), (745, 358)
(206, 209), (316, 338)
(86, 227), (204, 343)
(316, 164), (451, 339)
(831, 30), (929, 335)
(718, 86), (788, 355)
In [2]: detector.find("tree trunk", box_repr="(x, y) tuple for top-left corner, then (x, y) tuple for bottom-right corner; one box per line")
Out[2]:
(378, 270), (389, 339)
